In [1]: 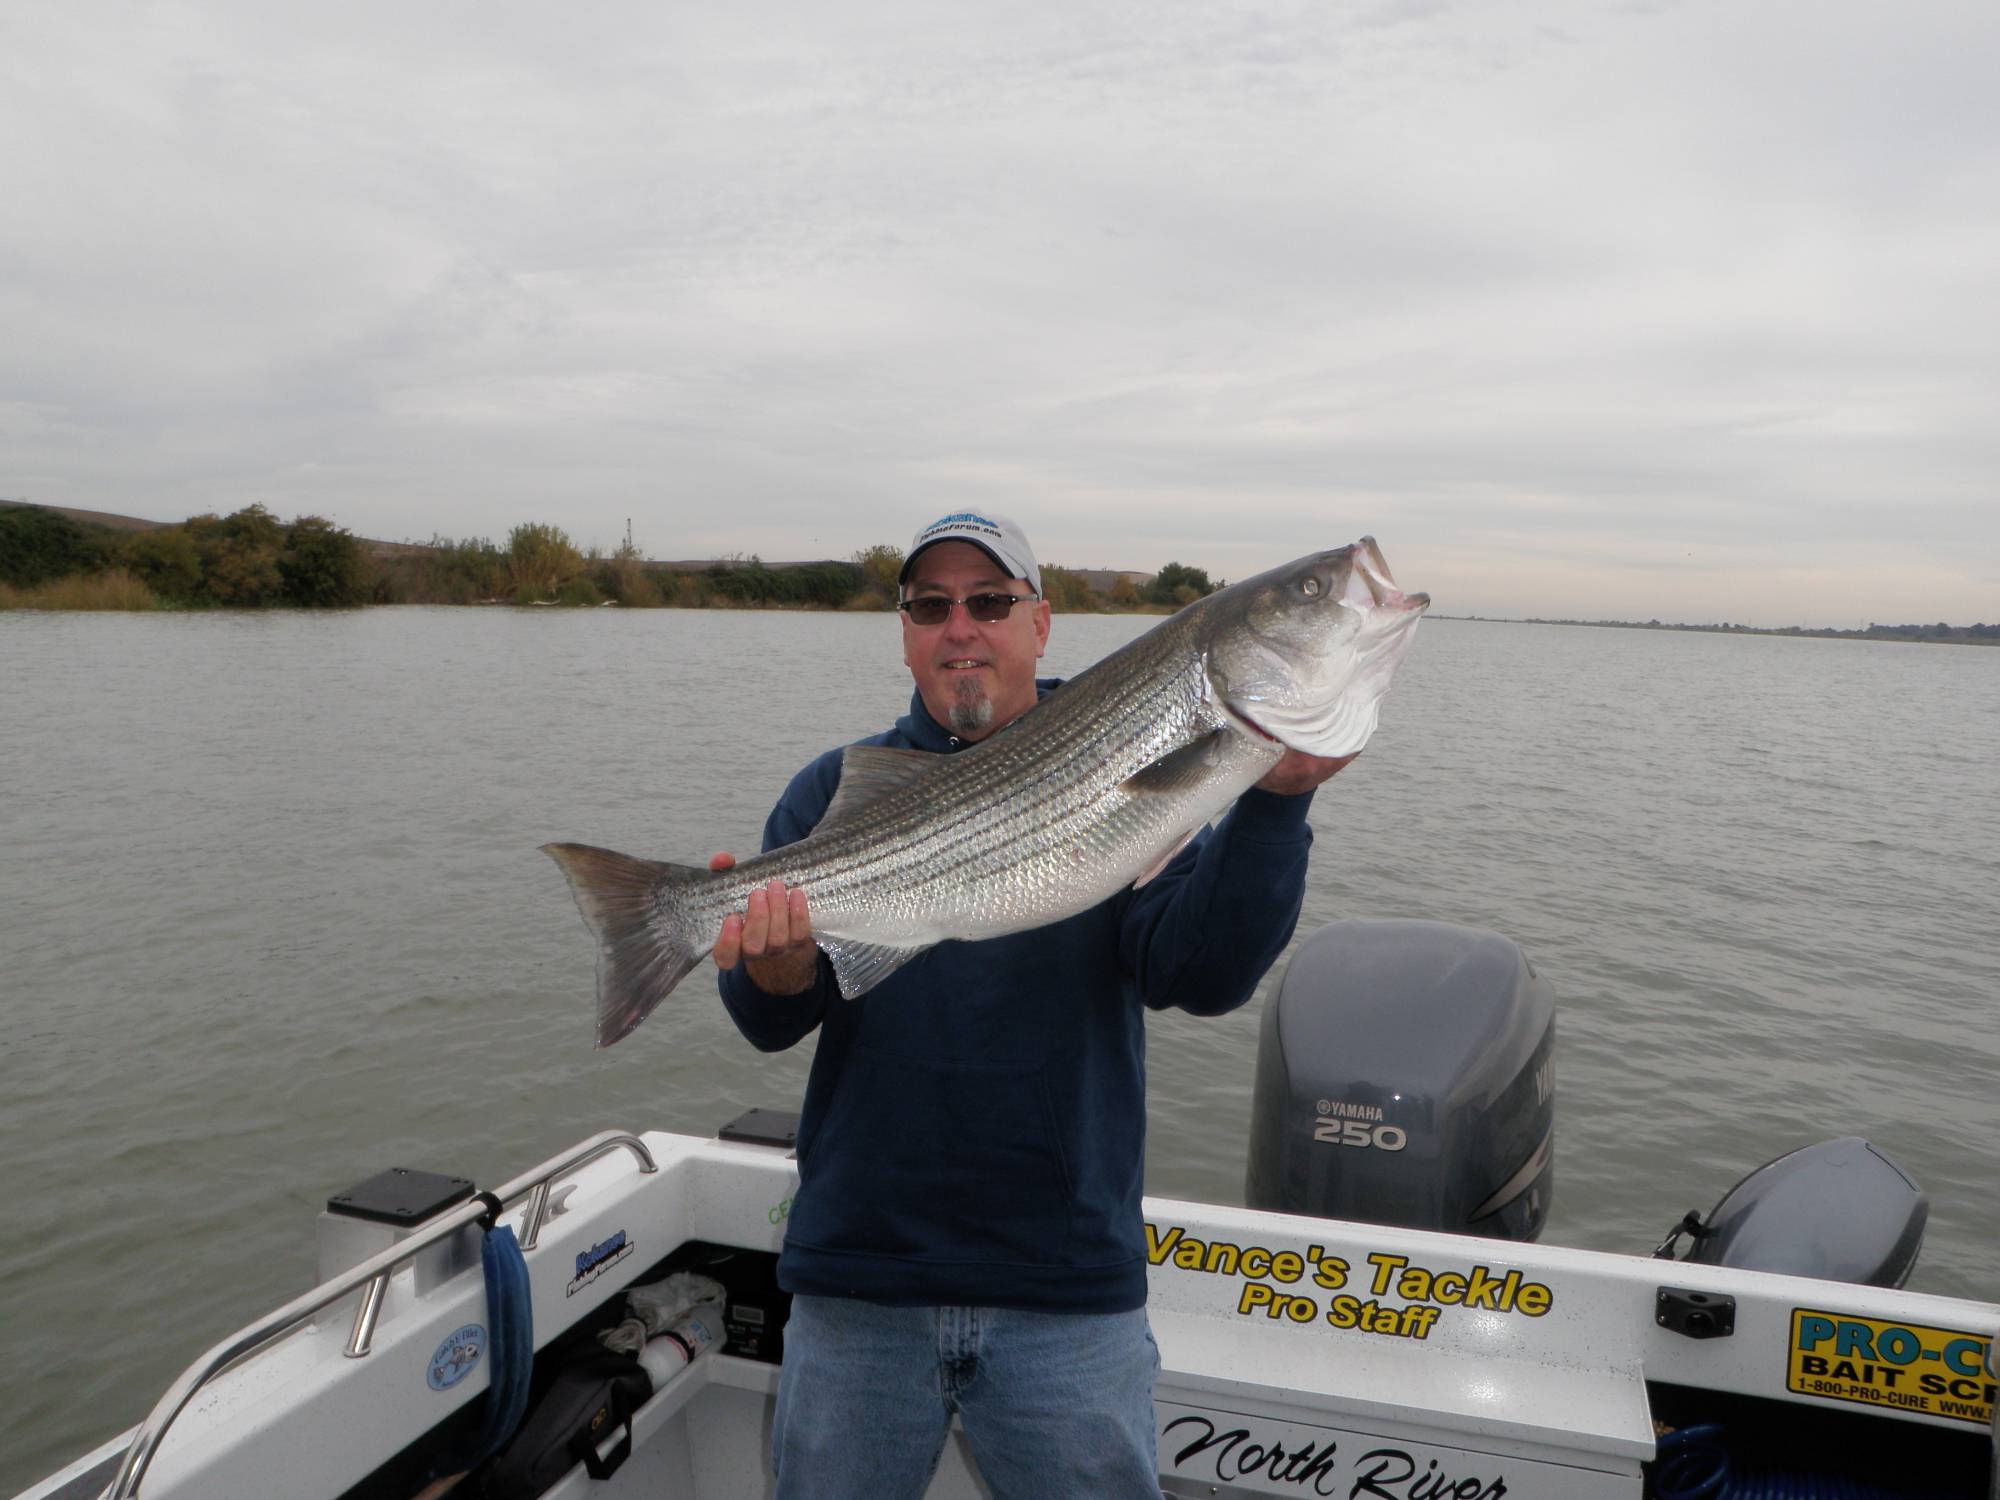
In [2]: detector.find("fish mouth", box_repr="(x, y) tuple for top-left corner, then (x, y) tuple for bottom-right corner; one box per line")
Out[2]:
(1347, 535), (1430, 615)
(1219, 701), (1284, 744)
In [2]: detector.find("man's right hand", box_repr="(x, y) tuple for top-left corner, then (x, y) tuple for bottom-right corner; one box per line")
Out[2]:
(710, 853), (820, 996)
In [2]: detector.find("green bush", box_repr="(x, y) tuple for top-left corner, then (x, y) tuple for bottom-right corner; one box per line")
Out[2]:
(123, 527), (204, 602)
(1144, 561), (1215, 607)
(1041, 564), (1102, 612)
(373, 535), (508, 604)
(280, 516), (370, 606)
(0, 505), (111, 586)
(852, 543), (903, 602)
(595, 544), (661, 606)
(507, 523), (582, 600)
(186, 506), (286, 606)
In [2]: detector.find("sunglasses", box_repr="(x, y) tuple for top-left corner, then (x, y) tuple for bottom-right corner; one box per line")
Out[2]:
(897, 591), (1040, 626)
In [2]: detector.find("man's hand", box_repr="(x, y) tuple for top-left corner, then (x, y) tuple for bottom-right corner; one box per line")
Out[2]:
(710, 853), (820, 996)
(1255, 749), (1359, 796)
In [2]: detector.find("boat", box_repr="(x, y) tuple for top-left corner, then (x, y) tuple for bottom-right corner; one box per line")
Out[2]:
(16, 920), (1998, 1499)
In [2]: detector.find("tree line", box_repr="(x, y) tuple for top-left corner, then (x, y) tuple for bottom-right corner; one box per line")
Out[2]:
(1, 503), (373, 609)
(0, 503), (1222, 613)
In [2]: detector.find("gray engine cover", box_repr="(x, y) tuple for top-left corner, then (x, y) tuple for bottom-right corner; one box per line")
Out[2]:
(1245, 919), (1555, 1239)
(1688, 1136), (1927, 1287)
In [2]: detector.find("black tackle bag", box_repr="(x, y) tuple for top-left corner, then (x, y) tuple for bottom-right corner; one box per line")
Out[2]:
(479, 1347), (652, 1500)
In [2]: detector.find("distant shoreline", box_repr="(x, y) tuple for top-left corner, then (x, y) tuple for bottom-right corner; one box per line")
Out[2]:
(4, 501), (1992, 640)
(1429, 615), (1997, 647)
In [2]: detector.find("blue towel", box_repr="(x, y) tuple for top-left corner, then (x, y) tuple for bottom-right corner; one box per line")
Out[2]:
(429, 1222), (534, 1480)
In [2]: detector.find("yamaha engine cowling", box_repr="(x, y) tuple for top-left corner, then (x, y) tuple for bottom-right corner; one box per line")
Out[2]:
(1665, 1136), (1928, 1288)
(1246, 920), (1556, 1240)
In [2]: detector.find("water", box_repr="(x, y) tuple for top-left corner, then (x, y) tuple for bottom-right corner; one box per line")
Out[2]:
(2, 607), (1996, 1490)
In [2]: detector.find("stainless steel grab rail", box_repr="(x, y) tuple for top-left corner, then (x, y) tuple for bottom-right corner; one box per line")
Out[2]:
(103, 1130), (658, 1499)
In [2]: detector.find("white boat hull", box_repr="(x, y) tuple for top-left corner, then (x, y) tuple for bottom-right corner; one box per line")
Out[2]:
(17, 1128), (1997, 1499)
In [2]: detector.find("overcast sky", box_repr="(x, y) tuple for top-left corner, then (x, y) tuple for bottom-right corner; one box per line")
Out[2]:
(4, 1), (1996, 626)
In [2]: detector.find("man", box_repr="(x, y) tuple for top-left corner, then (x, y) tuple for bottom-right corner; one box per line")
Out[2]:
(712, 511), (1349, 1499)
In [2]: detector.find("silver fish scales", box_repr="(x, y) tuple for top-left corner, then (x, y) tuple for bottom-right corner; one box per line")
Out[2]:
(546, 539), (1428, 1046)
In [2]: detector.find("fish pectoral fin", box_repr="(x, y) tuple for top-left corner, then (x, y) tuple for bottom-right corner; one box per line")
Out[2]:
(817, 745), (938, 831)
(819, 936), (932, 999)
(1119, 728), (1233, 798)
(1131, 826), (1203, 890)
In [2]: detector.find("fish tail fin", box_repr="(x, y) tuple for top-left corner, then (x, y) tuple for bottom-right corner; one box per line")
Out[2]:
(541, 842), (704, 1048)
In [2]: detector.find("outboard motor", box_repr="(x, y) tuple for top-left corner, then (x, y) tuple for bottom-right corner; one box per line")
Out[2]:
(1657, 1136), (1928, 1288)
(1246, 919), (1555, 1240)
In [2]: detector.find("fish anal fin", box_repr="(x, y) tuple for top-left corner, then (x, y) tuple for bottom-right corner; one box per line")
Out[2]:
(1131, 826), (1203, 890)
(820, 935), (931, 998)
(818, 745), (938, 831)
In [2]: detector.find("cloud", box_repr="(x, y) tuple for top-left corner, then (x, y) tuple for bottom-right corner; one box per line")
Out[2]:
(2, 0), (1996, 624)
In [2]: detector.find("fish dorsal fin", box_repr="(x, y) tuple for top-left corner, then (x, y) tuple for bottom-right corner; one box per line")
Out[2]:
(1131, 826), (1203, 890)
(1119, 728), (1232, 799)
(819, 745), (938, 830)
(819, 936), (931, 998)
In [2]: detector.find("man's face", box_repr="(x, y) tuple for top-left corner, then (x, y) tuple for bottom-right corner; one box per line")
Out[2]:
(900, 540), (1051, 741)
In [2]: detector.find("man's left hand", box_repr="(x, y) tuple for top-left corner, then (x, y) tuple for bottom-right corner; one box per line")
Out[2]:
(1256, 749), (1358, 796)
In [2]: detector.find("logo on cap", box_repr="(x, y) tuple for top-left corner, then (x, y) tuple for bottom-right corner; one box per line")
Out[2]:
(918, 513), (1002, 539)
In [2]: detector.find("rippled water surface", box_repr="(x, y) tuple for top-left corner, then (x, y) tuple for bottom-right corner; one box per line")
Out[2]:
(2, 607), (1996, 1490)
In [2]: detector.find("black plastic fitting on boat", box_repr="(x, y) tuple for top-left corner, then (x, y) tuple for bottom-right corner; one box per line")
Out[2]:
(1657, 1286), (1737, 1340)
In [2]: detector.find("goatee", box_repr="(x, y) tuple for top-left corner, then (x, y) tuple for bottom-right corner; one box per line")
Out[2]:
(948, 678), (994, 736)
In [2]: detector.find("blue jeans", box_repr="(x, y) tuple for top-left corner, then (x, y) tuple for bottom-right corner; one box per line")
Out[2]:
(772, 1294), (1162, 1499)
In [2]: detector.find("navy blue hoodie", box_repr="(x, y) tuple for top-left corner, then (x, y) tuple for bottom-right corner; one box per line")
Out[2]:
(719, 681), (1315, 1312)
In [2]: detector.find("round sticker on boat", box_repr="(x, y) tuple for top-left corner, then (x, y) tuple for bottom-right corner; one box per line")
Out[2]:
(427, 1324), (486, 1391)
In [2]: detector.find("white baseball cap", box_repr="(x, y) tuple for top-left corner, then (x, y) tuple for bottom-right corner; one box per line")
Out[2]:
(900, 511), (1042, 597)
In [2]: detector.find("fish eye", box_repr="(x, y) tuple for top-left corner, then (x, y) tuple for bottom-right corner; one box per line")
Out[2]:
(1300, 576), (1321, 597)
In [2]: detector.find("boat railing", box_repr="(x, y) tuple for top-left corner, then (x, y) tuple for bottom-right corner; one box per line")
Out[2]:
(102, 1129), (659, 1500)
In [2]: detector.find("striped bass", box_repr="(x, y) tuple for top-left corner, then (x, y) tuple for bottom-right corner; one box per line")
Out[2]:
(545, 538), (1428, 1046)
